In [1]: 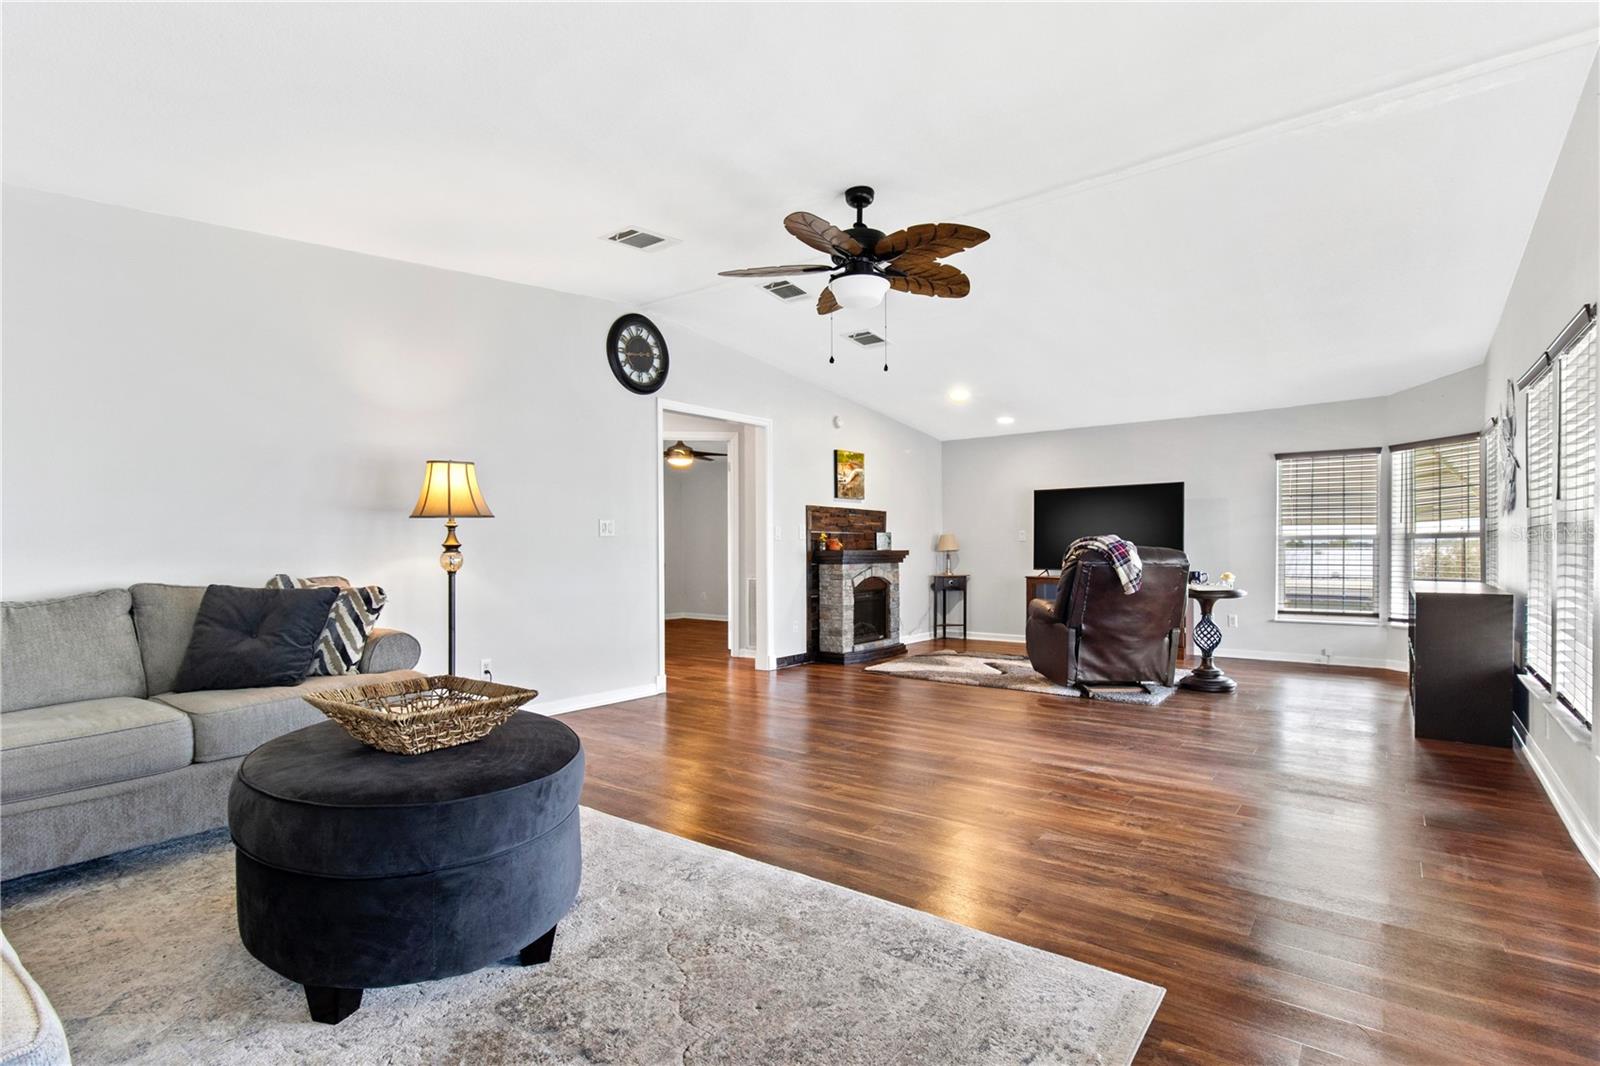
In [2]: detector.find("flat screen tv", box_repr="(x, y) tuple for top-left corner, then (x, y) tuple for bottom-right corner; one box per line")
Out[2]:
(1032, 482), (1184, 570)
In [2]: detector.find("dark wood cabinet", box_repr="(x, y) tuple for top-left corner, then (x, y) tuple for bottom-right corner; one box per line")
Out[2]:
(1409, 582), (1514, 746)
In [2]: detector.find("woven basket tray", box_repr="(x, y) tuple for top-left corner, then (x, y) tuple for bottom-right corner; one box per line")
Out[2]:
(304, 675), (539, 755)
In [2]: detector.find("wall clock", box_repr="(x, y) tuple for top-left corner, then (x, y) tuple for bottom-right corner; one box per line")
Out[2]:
(607, 314), (669, 394)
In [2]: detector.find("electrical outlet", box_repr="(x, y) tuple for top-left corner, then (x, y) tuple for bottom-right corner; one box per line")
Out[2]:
(480, 658), (493, 679)
(598, 519), (616, 537)
(1227, 613), (1239, 628)
(1017, 529), (1027, 542)
(774, 524), (782, 541)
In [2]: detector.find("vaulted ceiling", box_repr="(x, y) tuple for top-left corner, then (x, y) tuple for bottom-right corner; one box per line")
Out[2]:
(4, 4), (1595, 438)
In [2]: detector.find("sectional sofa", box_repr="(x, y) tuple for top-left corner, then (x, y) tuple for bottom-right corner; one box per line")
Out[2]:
(1, 585), (422, 880)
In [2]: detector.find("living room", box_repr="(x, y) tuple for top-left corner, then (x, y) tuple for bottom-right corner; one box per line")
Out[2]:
(2, 4), (1597, 1065)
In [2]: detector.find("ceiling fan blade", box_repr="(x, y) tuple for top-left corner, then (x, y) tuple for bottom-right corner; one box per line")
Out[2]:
(717, 264), (835, 277)
(888, 262), (971, 298)
(785, 212), (864, 258)
(691, 450), (728, 459)
(874, 222), (990, 262)
(816, 287), (840, 316)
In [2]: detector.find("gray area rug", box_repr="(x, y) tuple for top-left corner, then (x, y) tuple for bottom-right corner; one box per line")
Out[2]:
(1, 808), (1162, 1065)
(867, 652), (1180, 706)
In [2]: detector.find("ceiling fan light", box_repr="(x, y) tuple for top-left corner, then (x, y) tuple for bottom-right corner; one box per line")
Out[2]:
(664, 441), (696, 468)
(830, 271), (890, 311)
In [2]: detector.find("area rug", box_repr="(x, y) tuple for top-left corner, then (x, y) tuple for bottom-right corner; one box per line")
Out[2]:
(1, 808), (1163, 1066)
(867, 651), (1180, 706)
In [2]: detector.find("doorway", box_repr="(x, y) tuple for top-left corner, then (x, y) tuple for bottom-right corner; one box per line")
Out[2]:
(655, 400), (775, 689)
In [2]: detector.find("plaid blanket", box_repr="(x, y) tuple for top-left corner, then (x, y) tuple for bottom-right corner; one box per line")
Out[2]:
(1062, 535), (1143, 595)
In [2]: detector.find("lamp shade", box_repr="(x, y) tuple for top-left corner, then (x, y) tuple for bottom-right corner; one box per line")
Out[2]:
(935, 533), (960, 553)
(663, 441), (696, 469)
(830, 271), (890, 311)
(410, 460), (493, 518)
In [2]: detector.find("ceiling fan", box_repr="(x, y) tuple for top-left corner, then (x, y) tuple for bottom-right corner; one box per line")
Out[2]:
(663, 441), (726, 469)
(718, 186), (989, 315)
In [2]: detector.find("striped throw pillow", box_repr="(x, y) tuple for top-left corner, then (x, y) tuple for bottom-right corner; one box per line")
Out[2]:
(265, 575), (387, 676)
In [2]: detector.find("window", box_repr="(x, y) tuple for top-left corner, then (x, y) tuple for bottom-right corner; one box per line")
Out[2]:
(1526, 373), (1557, 684)
(1483, 425), (1500, 587)
(1388, 434), (1483, 622)
(1276, 449), (1380, 617)
(1554, 323), (1596, 725)
(1523, 309), (1596, 728)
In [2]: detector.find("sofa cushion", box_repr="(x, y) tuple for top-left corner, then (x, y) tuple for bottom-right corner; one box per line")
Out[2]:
(155, 669), (423, 762)
(2, 590), (147, 712)
(172, 586), (339, 693)
(0, 697), (193, 803)
(266, 575), (387, 676)
(129, 583), (207, 696)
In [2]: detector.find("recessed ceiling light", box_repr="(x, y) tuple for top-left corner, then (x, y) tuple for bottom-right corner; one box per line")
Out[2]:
(996, 415), (1015, 425)
(947, 385), (972, 404)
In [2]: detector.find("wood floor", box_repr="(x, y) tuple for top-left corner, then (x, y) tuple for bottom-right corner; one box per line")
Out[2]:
(564, 620), (1599, 1065)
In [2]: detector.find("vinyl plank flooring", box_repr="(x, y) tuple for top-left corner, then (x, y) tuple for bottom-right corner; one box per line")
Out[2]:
(562, 621), (1600, 1065)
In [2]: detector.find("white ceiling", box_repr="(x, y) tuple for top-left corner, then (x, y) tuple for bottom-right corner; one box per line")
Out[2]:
(4, 3), (1596, 439)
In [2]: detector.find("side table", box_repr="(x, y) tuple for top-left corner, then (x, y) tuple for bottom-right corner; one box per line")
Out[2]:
(1179, 586), (1247, 693)
(932, 574), (968, 640)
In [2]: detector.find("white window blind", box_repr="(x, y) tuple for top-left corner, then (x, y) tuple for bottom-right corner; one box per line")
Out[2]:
(1483, 426), (1500, 587)
(1388, 435), (1483, 622)
(1555, 323), (1596, 725)
(1525, 373), (1557, 685)
(1276, 449), (1380, 617)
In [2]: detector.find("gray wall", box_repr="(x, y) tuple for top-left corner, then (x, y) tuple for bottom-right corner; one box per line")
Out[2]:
(1478, 57), (1598, 871)
(940, 366), (1484, 669)
(664, 441), (729, 620)
(0, 187), (943, 709)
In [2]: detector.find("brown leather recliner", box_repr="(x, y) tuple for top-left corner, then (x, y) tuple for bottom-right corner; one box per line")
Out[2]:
(1025, 545), (1189, 688)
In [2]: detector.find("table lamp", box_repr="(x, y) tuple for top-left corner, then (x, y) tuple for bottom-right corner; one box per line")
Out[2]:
(936, 533), (959, 575)
(410, 460), (493, 675)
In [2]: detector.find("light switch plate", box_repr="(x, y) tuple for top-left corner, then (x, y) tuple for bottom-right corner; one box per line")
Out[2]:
(598, 519), (616, 537)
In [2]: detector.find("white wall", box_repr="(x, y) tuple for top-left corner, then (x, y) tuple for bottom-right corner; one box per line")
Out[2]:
(1478, 58), (1598, 874)
(0, 187), (943, 708)
(940, 365), (1484, 670)
(663, 441), (729, 620)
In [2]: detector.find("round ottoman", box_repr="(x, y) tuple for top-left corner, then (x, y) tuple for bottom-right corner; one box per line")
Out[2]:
(227, 713), (584, 1024)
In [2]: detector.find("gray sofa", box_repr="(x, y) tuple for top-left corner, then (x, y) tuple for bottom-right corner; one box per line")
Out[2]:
(0, 585), (423, 880)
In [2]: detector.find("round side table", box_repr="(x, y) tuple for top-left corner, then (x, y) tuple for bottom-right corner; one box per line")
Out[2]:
(1179, 586), (1247, 693)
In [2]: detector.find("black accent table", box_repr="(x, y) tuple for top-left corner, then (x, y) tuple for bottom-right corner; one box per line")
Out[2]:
(932, 574), (969, 640)
(227, 713), (584, 1024)
(1179, 586), (1247, 693)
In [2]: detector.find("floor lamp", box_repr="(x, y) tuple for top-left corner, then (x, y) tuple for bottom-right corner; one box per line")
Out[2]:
(410, 460), (493, 675)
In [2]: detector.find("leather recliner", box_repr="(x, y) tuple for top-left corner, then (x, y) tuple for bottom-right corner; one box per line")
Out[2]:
(1025, 545), (1189, 688)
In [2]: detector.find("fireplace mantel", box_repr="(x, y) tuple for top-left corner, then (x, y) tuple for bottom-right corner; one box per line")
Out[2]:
(811, 549), (910, 565)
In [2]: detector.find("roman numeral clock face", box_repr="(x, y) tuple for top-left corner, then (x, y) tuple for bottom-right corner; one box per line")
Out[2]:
(606, 314), (669, 394)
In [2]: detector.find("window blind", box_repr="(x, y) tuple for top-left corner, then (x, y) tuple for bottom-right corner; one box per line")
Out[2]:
(1276, 449), (1380, 616)
(1554, 323), (1596, 725)
(1525, 373), (1557, 685)
(1483, 426), (1500, 587)
(1388, 435), (1483, 622)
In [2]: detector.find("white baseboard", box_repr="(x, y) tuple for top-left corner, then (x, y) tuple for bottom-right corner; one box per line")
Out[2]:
(900, 630), (932, 646)
(1514, 720), (1600, 879)
(664, 612), (728, 622)
(962, 631), (1026, 643)
(1219, 647), (1408, 673)
(535, 679), (664, 716)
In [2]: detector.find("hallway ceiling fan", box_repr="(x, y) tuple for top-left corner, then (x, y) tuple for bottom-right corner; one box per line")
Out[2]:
(663, 441), (726, 469)
(718, 186), (989, 315)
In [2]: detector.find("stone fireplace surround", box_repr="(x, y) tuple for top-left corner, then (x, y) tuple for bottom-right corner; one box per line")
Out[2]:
(813, 550), (909, 664)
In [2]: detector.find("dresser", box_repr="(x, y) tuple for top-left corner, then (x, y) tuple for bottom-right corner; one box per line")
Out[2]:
(1408, 582), (1514, 747)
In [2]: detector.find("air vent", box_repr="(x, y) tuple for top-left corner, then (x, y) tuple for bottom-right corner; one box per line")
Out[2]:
(845, 330), (886, 347)
(604, 227), (675, 251)
(762, 280), (808, 302)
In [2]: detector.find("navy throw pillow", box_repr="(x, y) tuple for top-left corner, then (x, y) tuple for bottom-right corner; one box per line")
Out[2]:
(172, 585), (341, 692)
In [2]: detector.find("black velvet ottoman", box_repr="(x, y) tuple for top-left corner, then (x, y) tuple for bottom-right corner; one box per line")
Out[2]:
(227, 712), (584, 1024)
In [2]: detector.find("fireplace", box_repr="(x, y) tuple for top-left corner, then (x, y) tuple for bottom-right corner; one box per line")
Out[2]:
(853, 577), (889, 644)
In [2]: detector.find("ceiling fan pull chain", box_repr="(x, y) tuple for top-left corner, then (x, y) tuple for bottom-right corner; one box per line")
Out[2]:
(828, 320), (835, 365)
(882, 296), (890, 372)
